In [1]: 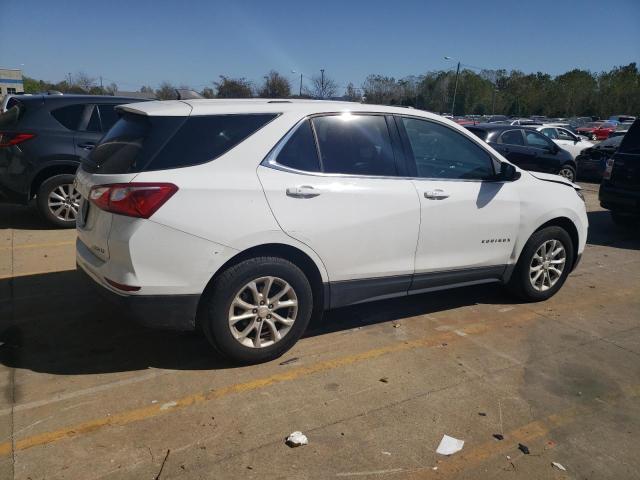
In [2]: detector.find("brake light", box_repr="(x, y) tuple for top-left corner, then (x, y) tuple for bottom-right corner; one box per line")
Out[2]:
(603, 158), (615, 180)
(0, 132), (35, 147)
(89, 183), (178, 218)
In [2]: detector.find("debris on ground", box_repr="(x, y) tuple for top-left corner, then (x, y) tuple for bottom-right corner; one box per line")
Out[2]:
(518, 443), (530, 455)
(551, 462), (566, 471)
(379, 377), (389, 383)
(478, 412), (487, 416)
(160, 401), (177, 410)
(279, 357), (299, 366)
(381, 451), (391, 456)
(436, 435), (464, 455)
(285, 431), (309, 448)
(154, 449), (170, 480)
(493, 434), (504, 440)
(392, 323), (401, 328)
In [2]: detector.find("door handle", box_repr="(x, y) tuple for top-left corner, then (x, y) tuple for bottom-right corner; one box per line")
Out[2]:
(78, 143), (95, 150)
(286, 185), (320, 199)
(424, 189), (449, 200)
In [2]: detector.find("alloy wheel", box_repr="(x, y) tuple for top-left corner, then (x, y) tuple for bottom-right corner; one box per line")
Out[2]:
(558, 167), (575, 182)
(228, 276), (298, 348)
(48, 184), (81, 222)
(529, 239), (566, 292)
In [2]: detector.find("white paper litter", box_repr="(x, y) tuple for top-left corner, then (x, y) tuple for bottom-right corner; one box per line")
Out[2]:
(285, 431), (308, 447)
(436, 435), (464, 455)
(551, 462), (566, 471)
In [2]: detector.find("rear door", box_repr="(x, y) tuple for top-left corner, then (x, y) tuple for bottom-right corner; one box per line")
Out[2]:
(258, 114), (420, 303)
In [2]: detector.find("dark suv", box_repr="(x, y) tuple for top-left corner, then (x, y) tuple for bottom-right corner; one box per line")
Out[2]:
(466, 124), (577, 181)
(599, 119), (640, 227)
(0, 94), (147, 227)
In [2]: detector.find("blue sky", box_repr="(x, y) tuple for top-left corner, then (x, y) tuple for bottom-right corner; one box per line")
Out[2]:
(1, 0), (638, 93)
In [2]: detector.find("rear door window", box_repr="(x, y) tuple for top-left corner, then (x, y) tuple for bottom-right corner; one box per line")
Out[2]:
(274, 120), (321, 172)
(311, 114), (397, 176)
(499, 130), (525, 146)
(51, 104), (85, 130)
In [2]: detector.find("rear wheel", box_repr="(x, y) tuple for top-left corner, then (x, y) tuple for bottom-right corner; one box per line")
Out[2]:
(36, 174), (80, 228)
(202, 256), (313, 364)
(508, 226), (574, 302)
(557, 165), (576, 182)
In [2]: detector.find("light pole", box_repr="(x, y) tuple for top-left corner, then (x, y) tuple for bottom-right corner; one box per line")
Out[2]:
(291, 70), (303, 97)
(444, 56), (460, 116)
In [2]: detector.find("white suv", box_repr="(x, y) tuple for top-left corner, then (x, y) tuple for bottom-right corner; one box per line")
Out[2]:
(75, 100), (588, 363)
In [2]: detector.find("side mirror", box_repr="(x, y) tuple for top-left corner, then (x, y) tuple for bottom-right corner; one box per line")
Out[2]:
(495, 162), (521, 182)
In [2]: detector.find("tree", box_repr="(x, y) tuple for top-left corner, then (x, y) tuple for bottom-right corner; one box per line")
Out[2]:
(105, 82), (118, 95)
(305, 73), (338, 99)
(344, 82), (359, 101)
(140, 85), (154, 94)
(214, 76), (253, 98)
(156, 82), (178, 100)
(201, 87), (215, 98)
(73, 71), (96, 92)
(258, 71), (291, 98)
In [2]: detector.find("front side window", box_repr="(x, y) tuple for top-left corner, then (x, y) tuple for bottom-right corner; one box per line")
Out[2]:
(541, 128), (558, 139)
(525, 130), (554, 149)
(312, 114), (397, 176)
(401, 117), (494, 180)
(275, 120), (321, 172)
(499, 129), (525, 146)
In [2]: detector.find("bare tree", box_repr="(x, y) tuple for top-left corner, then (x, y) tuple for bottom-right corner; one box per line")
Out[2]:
(344, 82), (359, 101)
(105, 82), (118, 95)
(305, 73), (338, 99)
(73, 71), (96, 92)
(201, 87), (215, 98)
(214, 76), (253, 98)
(258, 71), (292, 98)
(156, 81), (178, 100)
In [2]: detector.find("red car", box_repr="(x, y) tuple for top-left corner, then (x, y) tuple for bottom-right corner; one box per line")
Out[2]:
(576, 122), (617, 141)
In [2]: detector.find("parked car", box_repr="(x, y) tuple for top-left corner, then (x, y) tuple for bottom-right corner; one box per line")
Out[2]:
(74, 100), (588, 363)
(608, 122), (634, 138)
(466, 124), (577, 181)
(510, 118), (542, 126)
(599, 119), (640, 226)
(0, 94), (147, 227)
(536, 125), (594, 159)
(576, 121), (617, 141)
(609, 115), (636, 124)
(575, 135), (623, 180)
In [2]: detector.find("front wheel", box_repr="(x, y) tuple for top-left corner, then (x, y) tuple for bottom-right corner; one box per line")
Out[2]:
(201, 257), (313, 364)
(557, 165), (576, 182)
(36, 174), (81, 228)
(507, 226), (574, 302)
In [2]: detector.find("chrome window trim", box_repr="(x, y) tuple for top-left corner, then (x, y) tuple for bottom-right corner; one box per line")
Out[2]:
(261, 112), (512, 184)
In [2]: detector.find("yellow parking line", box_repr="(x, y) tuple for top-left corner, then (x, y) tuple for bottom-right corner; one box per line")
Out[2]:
(0, 240), (75, 252)
(0, 268), (76, 281)
(405, 384), (640, 479)
(0, 319), (505, 457)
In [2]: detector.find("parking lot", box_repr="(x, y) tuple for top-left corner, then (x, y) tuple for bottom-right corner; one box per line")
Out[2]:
(0, 183), (638, 479)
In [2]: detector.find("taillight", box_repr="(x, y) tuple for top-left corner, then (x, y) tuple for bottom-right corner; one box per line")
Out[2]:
(89, 183), (178, 218)
(0, 132), (35, 147)
(603, 158), (615, 180)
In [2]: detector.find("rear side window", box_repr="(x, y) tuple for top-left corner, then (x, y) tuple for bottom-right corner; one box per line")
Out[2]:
(85, 113), (277, 174)
(150, 114), (277, 170)
(275, 120), (321, 172)
(98, 104), (119, 132)
(312, 115), (397, 176)
(499, 130), (525, 146)
(0, 103), (24, 128)
(51, 104), (85, 130)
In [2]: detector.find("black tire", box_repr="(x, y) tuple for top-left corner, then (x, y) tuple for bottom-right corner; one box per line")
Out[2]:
(36, 174), (80, 228)
(202, 256), (313, 364)
(507, 226), (574, 302)
(557, 164), (576, 183)
(610, 211), (639, 230)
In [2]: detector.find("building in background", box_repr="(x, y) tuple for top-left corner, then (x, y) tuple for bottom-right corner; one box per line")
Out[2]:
(0, 68), (24, 98)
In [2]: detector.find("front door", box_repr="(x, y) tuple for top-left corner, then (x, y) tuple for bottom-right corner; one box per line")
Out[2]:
(491, 129), (538, 171)
(258, 114), (421, 305)
(396, 116), (520, 289)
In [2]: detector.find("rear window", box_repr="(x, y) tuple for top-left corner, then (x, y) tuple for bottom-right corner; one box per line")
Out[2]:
(84, 113), (277, 174)
(0, 103), (24, 128)
(51, 104), (85, 130)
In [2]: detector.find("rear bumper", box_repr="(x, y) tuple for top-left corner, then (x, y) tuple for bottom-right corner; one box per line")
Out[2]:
(76, 258), (199, 331)
(599, 182), (640, 214)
